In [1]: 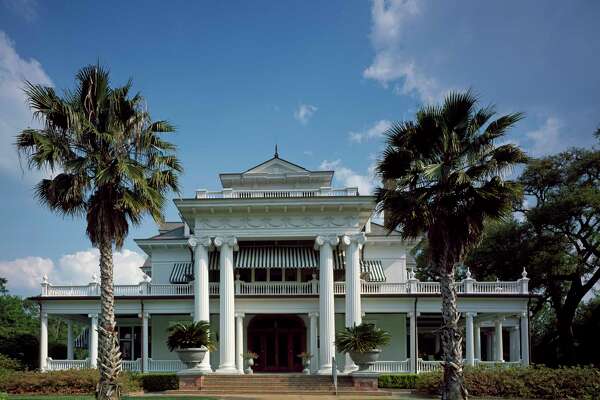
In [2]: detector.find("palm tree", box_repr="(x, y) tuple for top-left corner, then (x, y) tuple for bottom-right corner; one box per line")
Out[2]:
(375, 91), (526, 400)
(16, 64), (182, 399)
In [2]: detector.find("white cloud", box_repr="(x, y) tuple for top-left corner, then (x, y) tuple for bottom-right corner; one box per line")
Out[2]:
(0, 248), (146, 296)
(320, 159), (378, 195)
(294, 104), (318, 125)
(349, 119), (392, 143)
(0, 31), (53, 179)
(525, 117), (563, 156)
(363, 0), (445, 103)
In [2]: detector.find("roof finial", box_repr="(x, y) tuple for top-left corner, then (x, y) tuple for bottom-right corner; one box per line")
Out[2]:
(274, 144), (279, 158)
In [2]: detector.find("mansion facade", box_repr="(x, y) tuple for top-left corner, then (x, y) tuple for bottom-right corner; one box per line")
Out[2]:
(34, 154), (531, 374)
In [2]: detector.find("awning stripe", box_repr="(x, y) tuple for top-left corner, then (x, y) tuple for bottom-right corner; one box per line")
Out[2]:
(168, 247), (385, 283)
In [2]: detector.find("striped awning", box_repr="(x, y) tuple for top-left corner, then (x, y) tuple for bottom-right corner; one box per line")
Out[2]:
(236, 246), (318, 269)
(169, 252), (220, 284)
(333, 249), (386, 282)
(169, 247), (385, 283)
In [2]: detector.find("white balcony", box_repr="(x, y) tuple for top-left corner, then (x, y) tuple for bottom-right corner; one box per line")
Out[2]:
(39, 275), (529, 297)
(195, 187), (359, 199)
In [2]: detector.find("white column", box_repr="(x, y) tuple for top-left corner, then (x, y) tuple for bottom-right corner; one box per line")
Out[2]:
(89, 313), (98, 368)
(520, 312), (530, 365)
(341, 233), (366, 373)
(215, 235), (238, 373)
(509, 326), (520, 362)
(408, 312), (418, 373)
(189, 236), (213, 373)
(465, 312), (476, 366)
(474, 321), (481, 362)
(315, 234), (339, 375)
(235, 312), (245, 373)
(141, 312), (149, 372)
(309, 312), (319, 374)
(40, 311), (48, 371)
(66, 319), (74, 360)
(494, 318), (504, 362)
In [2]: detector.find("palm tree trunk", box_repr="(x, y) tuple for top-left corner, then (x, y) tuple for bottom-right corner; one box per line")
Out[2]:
(96, 235), (122, 400)
(439, 270), (467, 400)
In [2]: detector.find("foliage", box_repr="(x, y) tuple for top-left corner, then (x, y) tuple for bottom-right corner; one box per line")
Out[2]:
(242, 351), (258, 360)
(0, 369), (140, 395)
(415, 365), (600, 400)
(335, 323), (390, 353)
(375, 90), (526, 398)
(166, 321), (214, 351)
(16, 64), (181, 397)
(138, 374), (178, 392)
(378, 373), (418, 389)
(0, 354), (23, 372)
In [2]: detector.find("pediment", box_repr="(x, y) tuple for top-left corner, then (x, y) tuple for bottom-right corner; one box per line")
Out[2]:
(244, 157), (308, 175)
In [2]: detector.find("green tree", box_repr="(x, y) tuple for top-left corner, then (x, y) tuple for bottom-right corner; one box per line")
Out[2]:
(376, 91), (525, 400)
(16, 65), (182, 399)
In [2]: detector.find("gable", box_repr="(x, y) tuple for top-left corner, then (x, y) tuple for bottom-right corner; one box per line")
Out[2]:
(244, 157), (309, 175)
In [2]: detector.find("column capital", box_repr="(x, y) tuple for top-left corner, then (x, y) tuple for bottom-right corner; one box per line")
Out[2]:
(88, 313), (98, 319)
(308, 312), (319, 318)
(495, 317), (505, 323)
(235, 312), (245, 318)
(315, 235), (339, 248)
(465, 312), (477, 318)
(138, 312), (150, 319)
(407, 311), (420, 318)
(188, 236), (212, 249)
(340, 233), (367, 247)
(41, 312), (48, 319)
(521, 311), (528, 318)
(214, 235), (238, 248)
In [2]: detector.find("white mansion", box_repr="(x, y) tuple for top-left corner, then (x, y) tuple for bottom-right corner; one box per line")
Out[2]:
(35, 154), (531, 374)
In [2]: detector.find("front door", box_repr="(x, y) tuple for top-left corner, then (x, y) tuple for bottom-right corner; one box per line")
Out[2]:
(247, 315), (306, 372)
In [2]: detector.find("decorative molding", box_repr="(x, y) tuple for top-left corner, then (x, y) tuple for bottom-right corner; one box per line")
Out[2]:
(198, 215), (360, 231)
(235, 312), (245, 318)
(188, 236), (212, 249)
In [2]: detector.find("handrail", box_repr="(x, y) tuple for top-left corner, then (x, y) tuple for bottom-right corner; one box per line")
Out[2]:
(195, 187), (359, 199)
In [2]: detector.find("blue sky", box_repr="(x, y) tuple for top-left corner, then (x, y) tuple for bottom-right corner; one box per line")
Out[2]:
(0, 0), (598, 295)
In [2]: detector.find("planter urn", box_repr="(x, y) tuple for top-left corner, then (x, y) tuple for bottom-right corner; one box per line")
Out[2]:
(349, 349), (381, 372)
(175, 346), (208, 370)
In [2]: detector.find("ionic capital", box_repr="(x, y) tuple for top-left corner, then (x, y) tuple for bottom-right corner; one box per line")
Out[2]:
(465, 312), (477, 318)
(235, 312), (245, 319)
(315, 235), (339, 248)
(88, 313), (98, 320)
(341, 233), (367, 247)
(214, 235), (237, 248)
(138, 312), (151, 319)
(308, 312), (319, 318)
(188, 236), (212, 249)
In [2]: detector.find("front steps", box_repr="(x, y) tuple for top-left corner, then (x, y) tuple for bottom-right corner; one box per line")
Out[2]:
(175, 373), (389, 395)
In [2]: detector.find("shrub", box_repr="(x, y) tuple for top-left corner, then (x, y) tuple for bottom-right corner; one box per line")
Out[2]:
(378, 373), (418, 389)
(0, 354), (22, 372)
(167, 321), (216, 351)
(0, 369), (140, 395)
(415, 365), (600, 400)
(335, 323), (390, 353)
(139, 374), (179, 392)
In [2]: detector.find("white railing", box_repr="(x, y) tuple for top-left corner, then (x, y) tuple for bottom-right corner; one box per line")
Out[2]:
(195, 187), (359, 199)
(122, 359), (142, 372)
(361, 282), (408, 294)
(476, 360), (522, 368)
(417, 359), (442, 372)
(47, 358), (90, 370)
(369, 360), (411, 373)
(238, 281), (313, 295)
(147, 358), (185, 372)
(472, 281), (520, 294)
(40, 275), (529, 297)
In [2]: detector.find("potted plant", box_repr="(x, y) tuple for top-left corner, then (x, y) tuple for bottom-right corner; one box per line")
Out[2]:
(167, 321), (215, 370)
(297, 352), (312, 374)
(335, 323), (390, 372)
(242, 352), (258, 374)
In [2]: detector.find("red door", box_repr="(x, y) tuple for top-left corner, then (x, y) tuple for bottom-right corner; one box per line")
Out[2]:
(247, 315), (306, 372)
